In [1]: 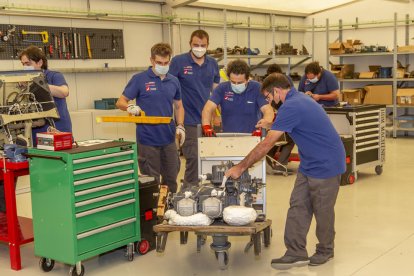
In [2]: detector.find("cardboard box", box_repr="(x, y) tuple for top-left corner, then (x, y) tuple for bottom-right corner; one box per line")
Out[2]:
(359, 72), (377, 79)
(342, 89), (364, 105)
(396, 68), (406, 78)
(363, 85), (393, 105)
(329, 42), (345, 55)
(397, 45), (414, 53)
(331, 64), (355, 79)
(397, 88), (414, 106)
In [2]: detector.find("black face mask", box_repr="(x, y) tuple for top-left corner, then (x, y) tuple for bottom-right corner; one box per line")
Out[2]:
(272, 100), (282, 110)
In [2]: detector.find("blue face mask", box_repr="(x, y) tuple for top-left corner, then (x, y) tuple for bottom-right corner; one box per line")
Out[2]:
(231, 83), (247, 94)
(154, 64), (169, 75)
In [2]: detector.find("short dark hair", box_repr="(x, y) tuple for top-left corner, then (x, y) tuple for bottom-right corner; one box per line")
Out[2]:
(261, 73), (291, 94)
(18, 45), (48, 70)
(151, 43), (172, 59)
(190, 29), (209, 44)
(267, 64), (283, 75)
(226, 59), (250, 80)
(305, 61), (322, 75)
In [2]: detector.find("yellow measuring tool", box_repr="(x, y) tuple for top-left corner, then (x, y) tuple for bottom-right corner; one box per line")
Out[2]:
(85, 35), (92, 59)
(96, 111), (171, 124)
(21, 30), (49, 43)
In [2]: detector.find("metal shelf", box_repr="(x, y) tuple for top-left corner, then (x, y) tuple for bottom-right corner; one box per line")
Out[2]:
(386, 105), (414, 108)
(57, 67), (146, 73)
(395, 127), (414, 131)
(331, 52), (393, 57)
(338, 78), (394, 82)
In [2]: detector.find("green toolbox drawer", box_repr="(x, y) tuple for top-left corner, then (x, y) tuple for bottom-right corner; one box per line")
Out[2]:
(72, 148), (135, 170)
(73, 160), (135, 181)
(73, 169), (135, 192)
(77, 218), (137, 255)
(75, 190), (135, 213)
(76, 200), (136, 234)
(74, 179), (135, 203)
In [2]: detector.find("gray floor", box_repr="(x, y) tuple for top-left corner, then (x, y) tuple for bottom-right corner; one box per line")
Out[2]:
(1, 137), (414, 276)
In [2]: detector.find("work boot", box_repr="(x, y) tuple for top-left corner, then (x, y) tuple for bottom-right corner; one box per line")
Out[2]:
(309, 252), (334, 266)
(271, 255), (309, 270)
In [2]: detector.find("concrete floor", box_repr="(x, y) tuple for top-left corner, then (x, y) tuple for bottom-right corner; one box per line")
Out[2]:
(1, 137), (414, 276)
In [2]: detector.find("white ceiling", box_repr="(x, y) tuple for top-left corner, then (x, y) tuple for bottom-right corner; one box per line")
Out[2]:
(194, 0), (358, 14)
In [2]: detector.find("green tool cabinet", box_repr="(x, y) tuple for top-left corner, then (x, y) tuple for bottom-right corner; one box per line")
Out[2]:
(28, 141), (140, 275)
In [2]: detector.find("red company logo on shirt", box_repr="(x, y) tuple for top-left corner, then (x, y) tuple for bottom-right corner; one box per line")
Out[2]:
(224, 91), (234, 101)
(145, 82), (157, 92)
(183, 66), (193, 75)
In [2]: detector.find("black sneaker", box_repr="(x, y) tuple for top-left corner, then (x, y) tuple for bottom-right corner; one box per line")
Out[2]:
(309, 252), (334, 266)
(271, 255), (309, 270)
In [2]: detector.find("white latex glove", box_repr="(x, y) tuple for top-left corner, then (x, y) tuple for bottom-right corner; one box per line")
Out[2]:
(176, 125), (186, 147)
(127, 104), (141, 116)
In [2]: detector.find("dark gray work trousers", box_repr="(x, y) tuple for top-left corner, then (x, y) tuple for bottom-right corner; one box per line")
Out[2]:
(182, 126), (199, 186)
(138, 142), (179, 193)
(284, 172), (340, 257)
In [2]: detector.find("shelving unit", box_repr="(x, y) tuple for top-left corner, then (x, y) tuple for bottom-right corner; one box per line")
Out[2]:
(328, 13), (414, 138)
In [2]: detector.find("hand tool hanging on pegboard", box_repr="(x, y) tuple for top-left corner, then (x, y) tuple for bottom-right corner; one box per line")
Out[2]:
(1, 25), (15, 42)
(77, 33), (82, 59)
(57, 34), (62, 59)
(72, 32), (78, 59)
(85, 34), (92, 59)
(21, 30), (49, 44)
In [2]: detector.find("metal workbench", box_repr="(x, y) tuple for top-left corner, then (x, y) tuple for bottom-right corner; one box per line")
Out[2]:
(325, 104), (386, 184)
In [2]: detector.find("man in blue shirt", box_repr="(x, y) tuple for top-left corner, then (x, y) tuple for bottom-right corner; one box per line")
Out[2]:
(116, 43), (185, 193)
(18, 46), (72, 145)
(298, 61), (339, 107)
(201, 59), (273, 135)
(169, 30), (220, 187)
(226, 73), (345, 269)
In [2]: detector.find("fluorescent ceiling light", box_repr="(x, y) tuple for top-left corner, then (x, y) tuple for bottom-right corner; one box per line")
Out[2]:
(195, 0), (357, 14)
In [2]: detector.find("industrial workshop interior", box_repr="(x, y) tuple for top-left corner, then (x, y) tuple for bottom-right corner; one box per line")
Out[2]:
(1, 0), (414, 275)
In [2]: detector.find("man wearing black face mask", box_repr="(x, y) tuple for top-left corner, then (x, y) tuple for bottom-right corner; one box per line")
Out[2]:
(226, 73), (345, 270)
(298, 61), (339, 107)
(263, 64), (296, 173)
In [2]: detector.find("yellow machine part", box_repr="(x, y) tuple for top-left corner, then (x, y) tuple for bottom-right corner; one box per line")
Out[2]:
(96, 112), (171, 124)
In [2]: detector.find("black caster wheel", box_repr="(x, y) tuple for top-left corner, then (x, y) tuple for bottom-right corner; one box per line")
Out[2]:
(126, 243), (135, 261)
(39, 258), (55, 272)
(375, 165), (383, 175)
(217, 251), (229, 270)
(135, 240), (150, 255)
(69, 264), (85, 276)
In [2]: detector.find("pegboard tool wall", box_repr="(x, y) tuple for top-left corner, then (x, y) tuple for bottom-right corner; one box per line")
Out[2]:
(0, 24), (124, 60)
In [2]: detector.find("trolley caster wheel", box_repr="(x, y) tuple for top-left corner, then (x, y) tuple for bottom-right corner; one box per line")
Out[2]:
(126, 243), (135, 261)
(69, 264), (85, 276)
(347, 173), (355, 185)
(39, 258), (55, 272)
(135, 240), (150, 255)
(217, 251), (229, 270)
(375, 165), (383, 175)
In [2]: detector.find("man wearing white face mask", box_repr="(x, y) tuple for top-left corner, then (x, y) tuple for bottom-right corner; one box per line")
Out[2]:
(169, 30), (220, 187)
(116, 43), (185, 193)
(18, 45), (72, 146)
(201, 59), (273, 135)
(298, 61), (339, 107)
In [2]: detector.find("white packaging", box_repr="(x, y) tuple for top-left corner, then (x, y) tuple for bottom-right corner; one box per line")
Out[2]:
(223, 206), (257, 226)
(164, 210), (213, 226)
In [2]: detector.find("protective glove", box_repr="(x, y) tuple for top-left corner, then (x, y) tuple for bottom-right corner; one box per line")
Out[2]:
(176, 125), (186, 147)
(202, 125), (216, 137)
(252, 129), (262, 137)
(127, 104), (141, 116)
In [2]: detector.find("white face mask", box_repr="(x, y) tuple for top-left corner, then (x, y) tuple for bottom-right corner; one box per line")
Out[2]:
(23, 65), (35, 71)
(192, 47), (207, 58)
(231, 83), (247, 94)
(154, 64), (169, 75)
(308, 76), (319, 83)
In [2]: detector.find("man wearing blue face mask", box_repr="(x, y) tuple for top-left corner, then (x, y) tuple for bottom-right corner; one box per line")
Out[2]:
(169, 30), (220, 187)
(201, 59), (273, 135)
(298, 61), (339, 107)
(116, 43), (185, 193)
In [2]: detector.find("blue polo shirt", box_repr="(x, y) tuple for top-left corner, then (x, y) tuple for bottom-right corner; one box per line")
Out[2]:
(298, 69), (339, 107)
(210, 80), (268, 133)
(169, 52), (220, 126)
(271, 89), (345, 179)
(32, 70), (72, 145)
(123, 67), (181, 146)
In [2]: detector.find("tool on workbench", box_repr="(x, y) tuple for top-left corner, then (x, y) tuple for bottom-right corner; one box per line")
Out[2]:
(85, 34), (92, 59)
(21, 30), (49, 43)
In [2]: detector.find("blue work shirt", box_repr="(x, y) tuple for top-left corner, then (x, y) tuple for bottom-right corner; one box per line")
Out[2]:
(210, 80), (268, 133)
(123, 67), (181, 147)
(298, 69), (339, 107)
(271, 89), (345, 179)
(32, 70), (72, 145)
(169, 52), (220, 126)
